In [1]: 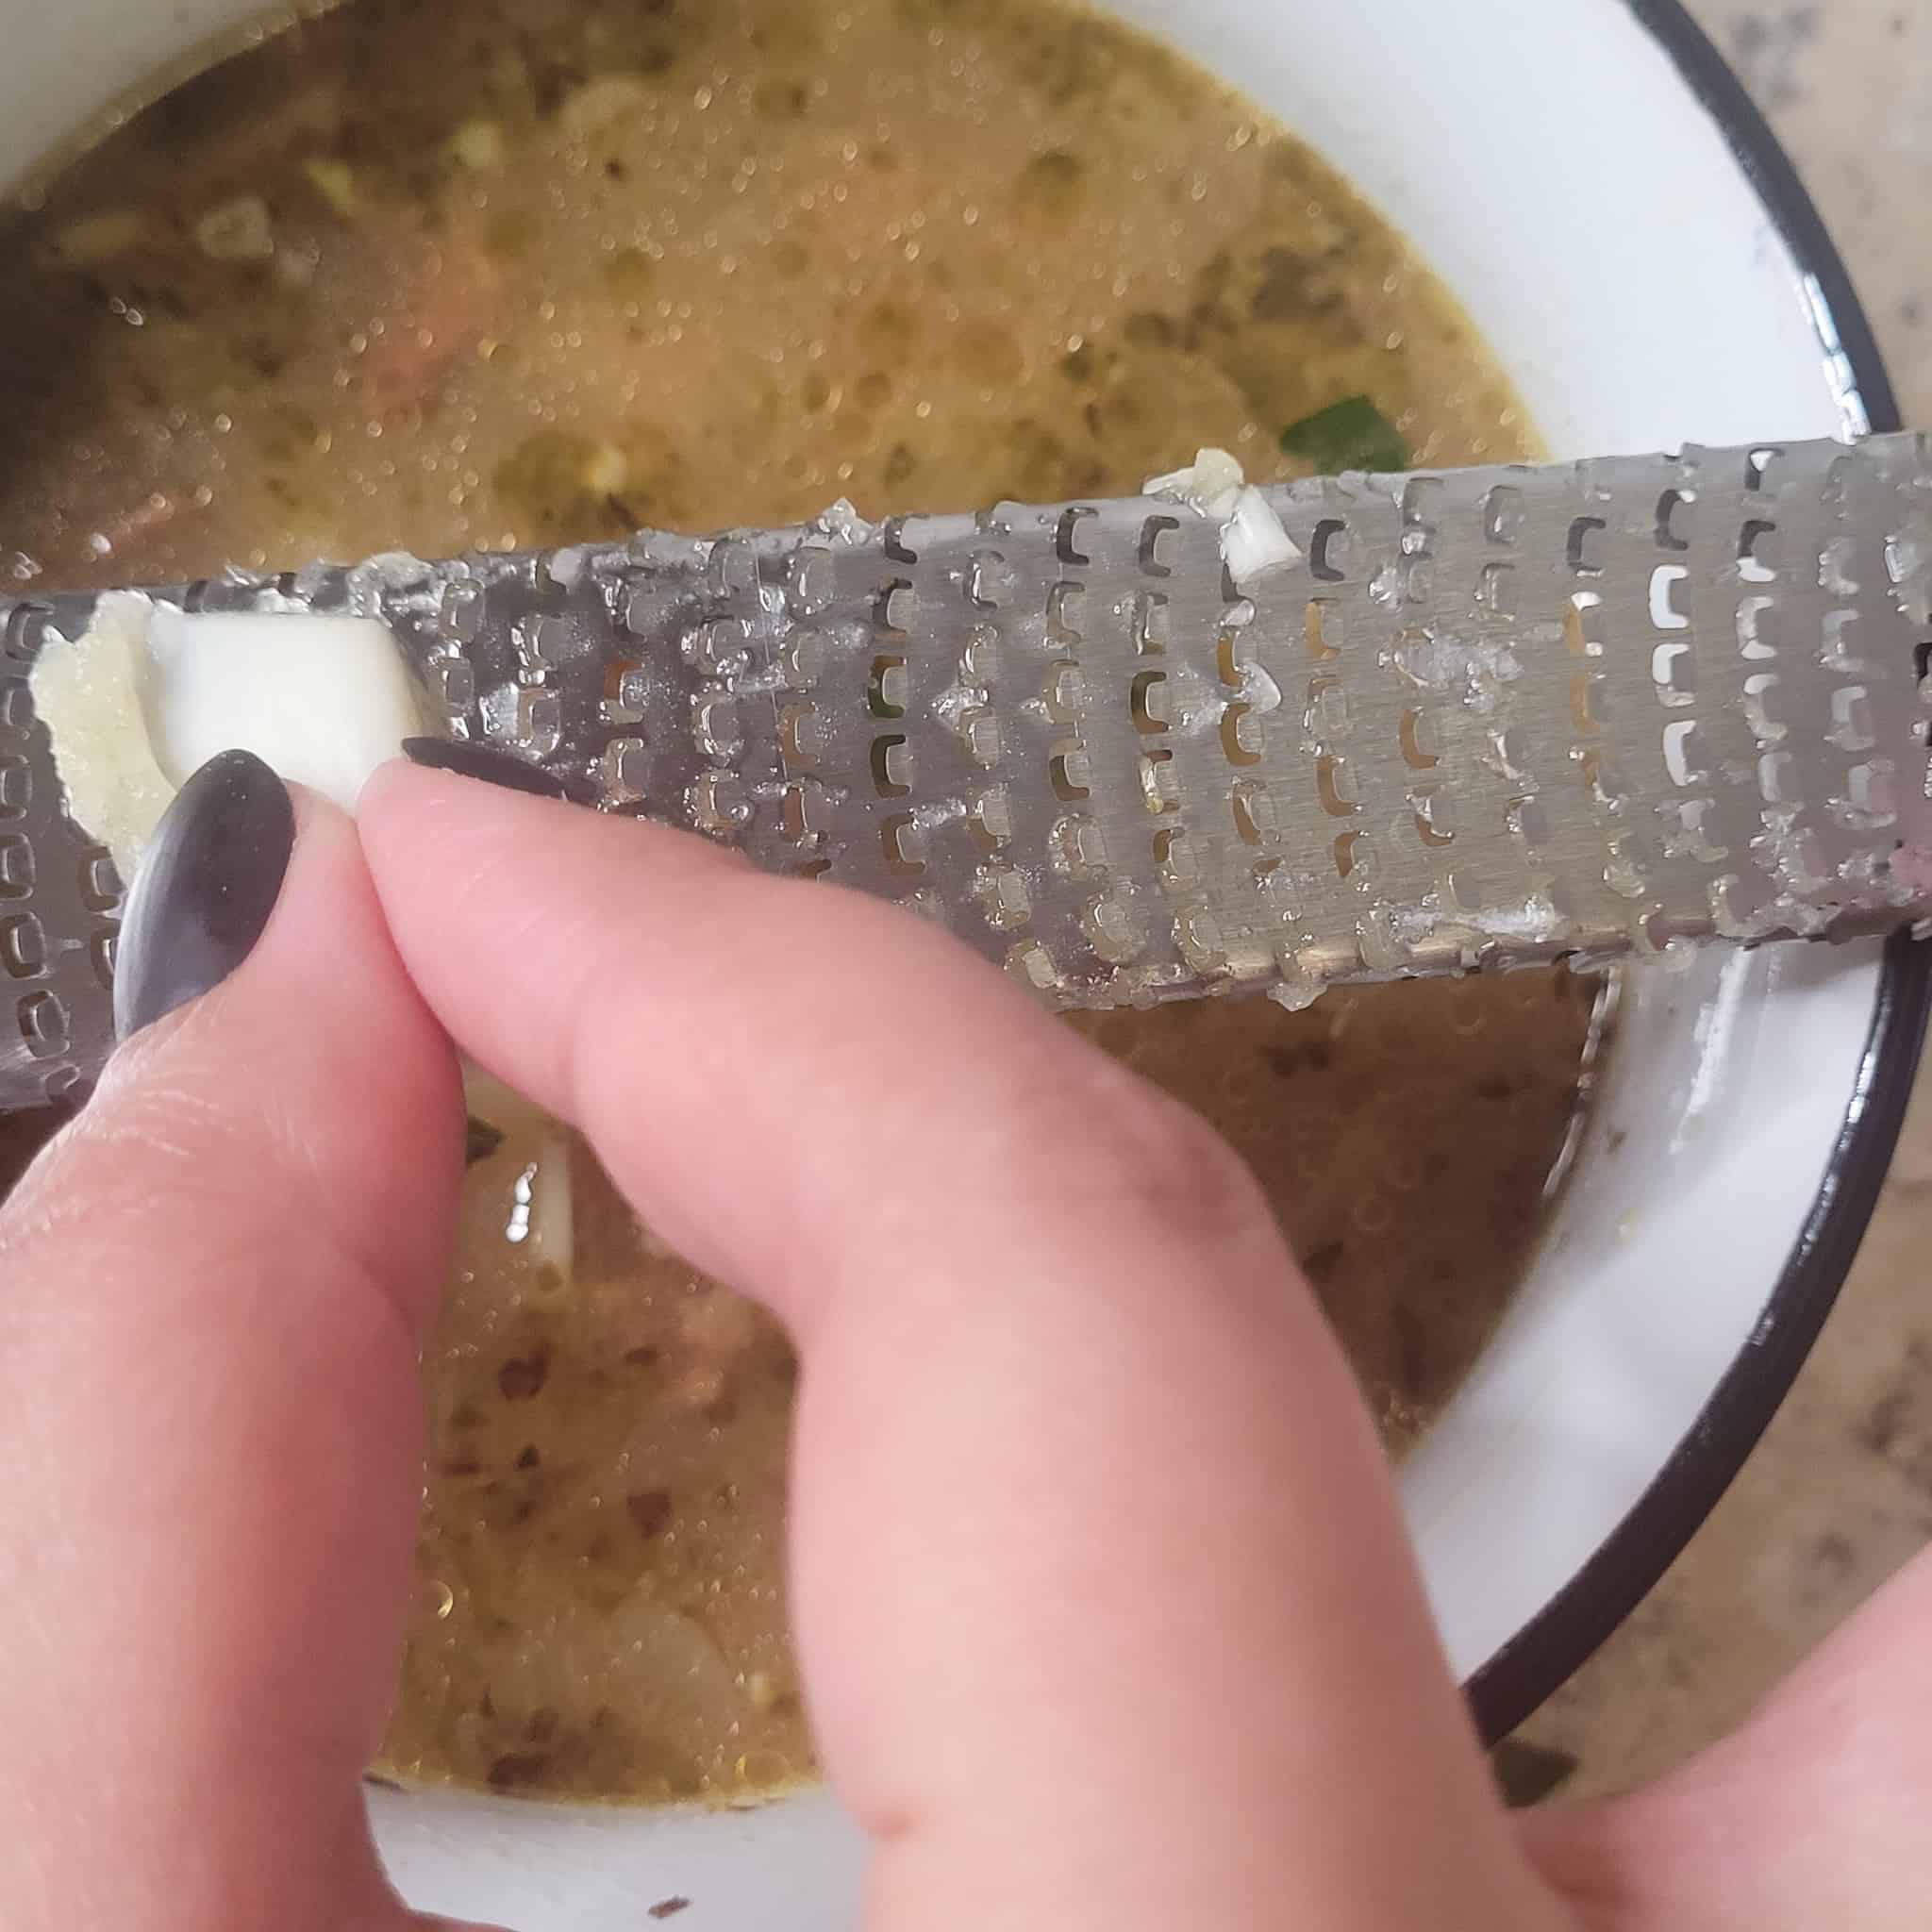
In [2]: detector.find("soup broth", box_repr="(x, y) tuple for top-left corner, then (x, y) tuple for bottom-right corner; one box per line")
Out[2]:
(0, 0), (1592, 1807)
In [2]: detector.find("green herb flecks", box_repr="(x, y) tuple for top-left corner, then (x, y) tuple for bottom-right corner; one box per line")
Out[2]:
(1280, 393), (1408, 475)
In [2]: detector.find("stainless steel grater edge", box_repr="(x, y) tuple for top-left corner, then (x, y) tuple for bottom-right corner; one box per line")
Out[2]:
(3, 431), (1929, 1110)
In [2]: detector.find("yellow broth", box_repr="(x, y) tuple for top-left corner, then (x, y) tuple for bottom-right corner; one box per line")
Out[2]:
(0, 0), (1588, 1807)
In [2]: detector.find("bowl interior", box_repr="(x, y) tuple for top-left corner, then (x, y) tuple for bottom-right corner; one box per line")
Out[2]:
(0, 0), (1890, 1924)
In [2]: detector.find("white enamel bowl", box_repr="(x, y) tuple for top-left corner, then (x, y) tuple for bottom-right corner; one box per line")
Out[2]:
(3, 0), (1923, 1924)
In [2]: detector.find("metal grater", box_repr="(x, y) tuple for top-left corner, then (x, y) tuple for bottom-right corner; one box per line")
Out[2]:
(3, 432), (1929, 1111)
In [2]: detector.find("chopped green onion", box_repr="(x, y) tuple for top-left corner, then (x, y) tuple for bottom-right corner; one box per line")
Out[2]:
(1279, 394), (1409, 474)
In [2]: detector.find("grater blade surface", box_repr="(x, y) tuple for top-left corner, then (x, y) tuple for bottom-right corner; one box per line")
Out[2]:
(4, 432), (1929, 1108)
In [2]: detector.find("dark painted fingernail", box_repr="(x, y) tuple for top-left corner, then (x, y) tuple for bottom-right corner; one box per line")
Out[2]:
(113, 750), (295, 1041)
(403, 735), (570, 799)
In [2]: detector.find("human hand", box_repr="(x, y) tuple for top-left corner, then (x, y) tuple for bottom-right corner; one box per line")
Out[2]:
(4, 749), (1928, 1930)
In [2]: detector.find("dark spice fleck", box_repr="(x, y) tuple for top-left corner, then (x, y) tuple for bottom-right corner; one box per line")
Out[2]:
(486, 1751), (551, 1790)
(647, 1901), (691, 1921)
(516, 1443), (541, 1470)
(466, 1116), (506, 1167)
(626, 1489), (674, 1538)
(1300, 1239), (1346, 1283)
(498, 1352), (551, 1401)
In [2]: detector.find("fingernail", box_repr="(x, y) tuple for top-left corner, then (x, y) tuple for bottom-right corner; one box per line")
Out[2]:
(113, 750), (295, 1041)
(403, 736), (569, 800)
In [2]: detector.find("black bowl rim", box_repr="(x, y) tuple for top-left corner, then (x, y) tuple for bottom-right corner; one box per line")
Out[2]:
(1467, 0), (1930, 1743)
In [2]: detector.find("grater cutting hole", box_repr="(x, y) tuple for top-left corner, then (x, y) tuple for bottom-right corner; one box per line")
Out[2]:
(693, 691), (742, 761)
(1482, 484), (1524, 545)
(780, 702), (823, 773)
(1738, 594), (1777, 660)
(1221, 703), (1261, 767)
(1411, 800), (1454, 848)
(2, 911), (45, 978)
(1043, 662), (1087, 720)
(1757, 750), (1800, 806)
(1654, 489), (1694, 551)
(1216, 630), (1242, 688)
(1133, 590), (1169, 656)
(1824, 608), (1867, 672)
(1137, 515), (1179, 578)
(1745, 446), (1781, 491)
(1316, 755), (1357, 818)
(2, 603), (52, 665)
(1158, 829), (1200, 895)
(0, 831), (33, 898)
(1650, 641), (1694, 706)
(1083, 893), (1141, 964)
(0, 677), (32, 734)
(882, 519), (918, 566)
(1333, 829), (1362, 877)
(600, 657), (644, 724)
(967, 550), (1015, 609)
(780, 786), (808, 843)
(1567, 517), (1607, 576)
(881, 813), (925, 877)
(975, 866), (1031, 930)
(874, 578), (915, 638)
(1305, 599), (1341, 662)
(16, 989), (68, 1058)
(1914, 640), (1932, 687)
(788, 543), (840, 613)
(90, 931), (115, 991)
(1564, 591), (1605, 658)
(870, 735), (912, 799)
(1140, 748), (1178, 814)
(79, 851), (121, 912)
(1399, 708), (1438, 770)
(1581, 745), (1622, 804)
(0, 754), (27, 817)
(1843, 762), (1896, 826)
(1046, 579), (1087, 647)
(1051, 814), (1107, 876)
(1739, 519), (1778, 584)
(1050, 744), (1091, 803)
(1742, 673), (1785, 744)
(867, 655), (908, 719)
(1828, 684), (1874, 752)
(1507, 796), (1550, 849)
(1231, 779), (1272, 847)
(1007, 940), (1058, 991)
(1648, 566), (1690, 632)
(1309, 519), (1348, 583)
(1400, 476), (1441, 547)
(1663, 720), (1702, 787)
(785, 627), (827, 684)
(1130, 670), (1169, 735)
(1056, 508), (1095, 566)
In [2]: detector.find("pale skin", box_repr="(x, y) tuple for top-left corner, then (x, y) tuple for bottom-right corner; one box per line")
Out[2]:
(1, 761), (1927, 1930)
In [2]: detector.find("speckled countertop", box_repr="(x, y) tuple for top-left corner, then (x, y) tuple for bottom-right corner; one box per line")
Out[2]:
(1504, 0), (1932, 1800)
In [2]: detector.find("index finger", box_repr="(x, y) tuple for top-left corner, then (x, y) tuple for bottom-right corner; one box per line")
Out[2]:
(358, 762), (1560, 1932)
